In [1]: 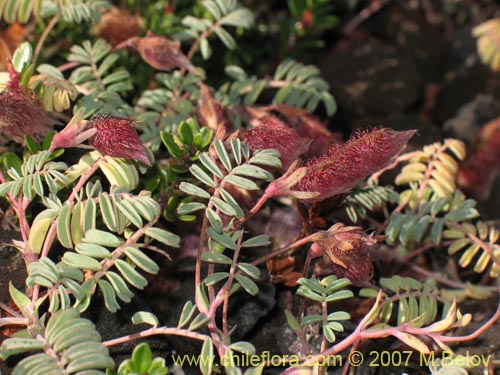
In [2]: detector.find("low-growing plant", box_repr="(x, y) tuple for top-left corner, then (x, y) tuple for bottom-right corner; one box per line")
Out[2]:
(1, 2), (499, 375)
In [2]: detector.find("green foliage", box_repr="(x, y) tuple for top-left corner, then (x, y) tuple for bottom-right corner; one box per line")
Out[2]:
(68, 39), (133, 117)
(139, 117), (214, 222)
(385, 191), (479, 247)
(444, 221), (500, 277)
(27, 257), (86, 312)
(0, 150), (68, 199)
(0, 148), (179, 315)
(360, 276), (442, 326)
(385, 137), (500, 278)
(219, 58), (336, 118)
(135, 74), (203, 151)
(108, 343), (168, 375)
(182, 138), (279, 297)
(42, 0), (110, 24)
(0, 2), (497, 375)
(176, 0), (254, 60)
(0, 308), (114, 375)
(296, 276), (353, 343)
(0, 0), (110, 24)
(341, 184), (399, 223)
(0, 0), (42, 24)
(31, 64), (78, 112)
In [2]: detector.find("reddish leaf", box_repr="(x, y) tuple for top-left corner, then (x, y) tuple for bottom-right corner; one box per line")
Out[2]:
(457, 117), (500, 200)
(265, 128), (415, 202)
(124, 33), (195, 72)
(197, 83), (232, 132)
(0, 64), (54, 143)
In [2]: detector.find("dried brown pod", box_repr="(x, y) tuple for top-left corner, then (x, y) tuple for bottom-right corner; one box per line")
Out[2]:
(267, 256), (302, 287)
(0, 24), (25, 71)
(311, 223), (377, 286)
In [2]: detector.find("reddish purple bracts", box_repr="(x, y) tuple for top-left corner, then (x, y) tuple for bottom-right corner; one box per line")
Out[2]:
(87, 116), (151, 166)
(0, 63), (54, 143)
(241, 117), (308, 172)
(265, 128), (415, 203)
(50, 114), (151, 166)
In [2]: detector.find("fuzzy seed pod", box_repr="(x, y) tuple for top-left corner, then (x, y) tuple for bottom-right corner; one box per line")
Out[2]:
(265, 128), (415, 202)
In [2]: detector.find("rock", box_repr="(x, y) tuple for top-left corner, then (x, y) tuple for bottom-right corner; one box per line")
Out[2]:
(367, 0), (445, 78)
(443, 94), (500, 144)
(435, 27), (500, 124)
(0, 233), (26, 304)
(318, 35), (423, 117)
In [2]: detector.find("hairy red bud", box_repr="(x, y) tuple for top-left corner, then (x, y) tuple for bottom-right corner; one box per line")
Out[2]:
(0, 64), (54, 143)
(241, 117), (307, 171)
(266, 128), (415, 202)
(50, 114), (151, 166)
(88, 116), (151, 166)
